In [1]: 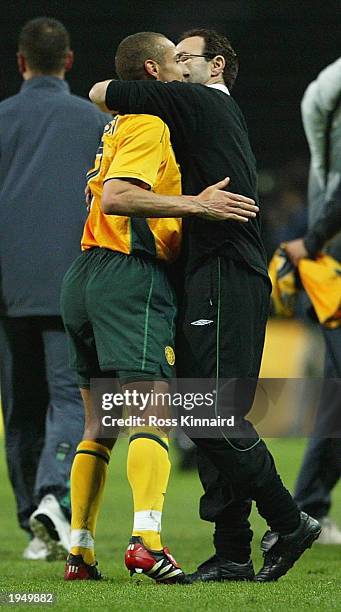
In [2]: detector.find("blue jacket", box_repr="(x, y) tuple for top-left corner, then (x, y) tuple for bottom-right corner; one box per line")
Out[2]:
(0, 76), (108, 316)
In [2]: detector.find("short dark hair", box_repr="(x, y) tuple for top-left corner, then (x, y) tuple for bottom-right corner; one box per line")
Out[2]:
(18, 17), (70, 74)
(115, 32), (168, 80)
(178, 28), (238, 90)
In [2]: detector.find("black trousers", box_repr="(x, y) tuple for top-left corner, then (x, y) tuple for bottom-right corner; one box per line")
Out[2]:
(176, 255), (299, 560)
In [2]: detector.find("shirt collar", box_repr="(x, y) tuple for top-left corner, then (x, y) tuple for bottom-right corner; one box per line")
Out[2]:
(207, 83), (230, 96)
(20, 76), (70, 94)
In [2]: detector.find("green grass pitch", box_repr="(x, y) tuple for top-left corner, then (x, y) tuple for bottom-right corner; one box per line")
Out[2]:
(0, 438), (340, 611)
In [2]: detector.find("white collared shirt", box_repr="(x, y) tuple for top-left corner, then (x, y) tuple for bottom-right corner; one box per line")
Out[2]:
(207, 83), (230, 96)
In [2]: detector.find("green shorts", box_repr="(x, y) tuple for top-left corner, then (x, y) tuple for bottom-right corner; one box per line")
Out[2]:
(61, 248), (177, 387)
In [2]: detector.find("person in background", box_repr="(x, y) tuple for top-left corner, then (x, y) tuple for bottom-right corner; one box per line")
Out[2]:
(0, 17), (108, 560)
(285, 57), (341, 544)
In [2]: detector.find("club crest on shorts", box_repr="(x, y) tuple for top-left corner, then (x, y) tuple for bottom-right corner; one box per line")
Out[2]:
(165, 346), (175, 366)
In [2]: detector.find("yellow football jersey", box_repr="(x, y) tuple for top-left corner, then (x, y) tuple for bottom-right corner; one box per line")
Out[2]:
(82, 114), (182, 262)
(269, 247), (341, 328)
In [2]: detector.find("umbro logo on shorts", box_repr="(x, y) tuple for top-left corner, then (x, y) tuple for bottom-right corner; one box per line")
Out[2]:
(190, 319), (214, 326)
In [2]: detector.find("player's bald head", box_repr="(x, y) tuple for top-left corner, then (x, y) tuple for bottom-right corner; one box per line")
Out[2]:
(115, 32), (171, 80)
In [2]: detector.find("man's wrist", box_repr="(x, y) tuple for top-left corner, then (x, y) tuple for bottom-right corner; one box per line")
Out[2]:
(182, 195), (205, 216)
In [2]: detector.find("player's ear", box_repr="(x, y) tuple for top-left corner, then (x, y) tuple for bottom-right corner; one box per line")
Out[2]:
(144, 59), (159, 79)
(17, 52), (26, 75)
(64, 50), (74, 73)
(210, 54), (225, 77)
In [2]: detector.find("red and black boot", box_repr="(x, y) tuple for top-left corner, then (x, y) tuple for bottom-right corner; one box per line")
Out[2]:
(125, 536), (189, 584)
(64, 553), (101, 581)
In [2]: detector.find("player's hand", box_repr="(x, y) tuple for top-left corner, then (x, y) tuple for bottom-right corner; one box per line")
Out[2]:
(85, 185), (92, 212)
(284, 239), (309, 266)
(196, 177), (259, 222)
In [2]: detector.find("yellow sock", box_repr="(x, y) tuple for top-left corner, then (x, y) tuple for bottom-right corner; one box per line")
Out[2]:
(70, 440), (110, 565)
(127, 429), (170, 551)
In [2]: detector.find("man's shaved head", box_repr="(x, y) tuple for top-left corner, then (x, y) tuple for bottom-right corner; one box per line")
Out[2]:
(115, 32), (169, 80)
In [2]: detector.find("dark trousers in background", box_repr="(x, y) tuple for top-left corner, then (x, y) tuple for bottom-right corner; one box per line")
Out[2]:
(0, 316), (84, 532)
(294, 326), (341, 518)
